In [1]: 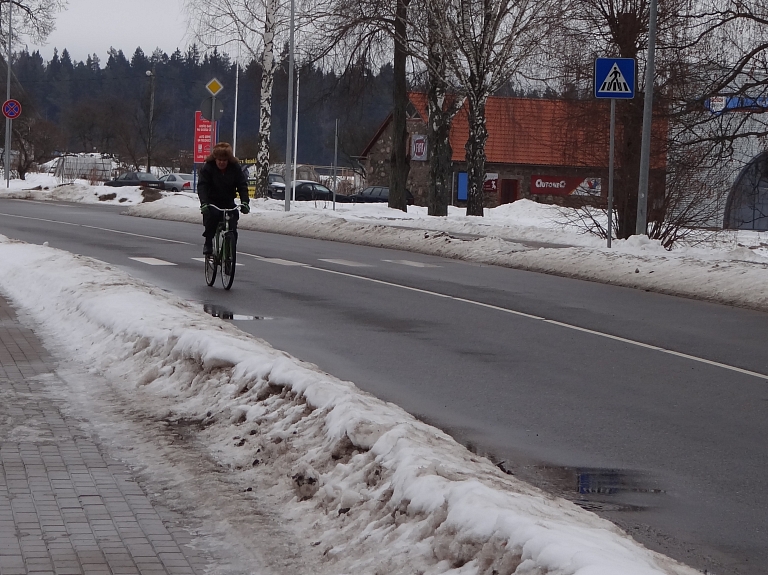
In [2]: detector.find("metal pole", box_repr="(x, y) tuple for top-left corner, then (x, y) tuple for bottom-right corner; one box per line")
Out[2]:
(146, 64), (155, 172)
(636, 0), (658, 236)
(284, 0), (295, 211)
(332, 118), (338, 210)
(232, 60), (239, 156)
(5, 3), (11, 187)
(607, 98), (615, 248)
(210, 94), (216, 157)
(292, 68), (299, 200)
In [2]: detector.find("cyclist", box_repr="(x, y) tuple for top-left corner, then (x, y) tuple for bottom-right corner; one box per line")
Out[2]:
(198, 142), (250, 255)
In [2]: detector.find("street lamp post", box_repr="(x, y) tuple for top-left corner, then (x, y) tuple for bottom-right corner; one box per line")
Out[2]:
(145, 64), (156, 173)
(636, 0), (658, 235)
(284, 0), (295, 211)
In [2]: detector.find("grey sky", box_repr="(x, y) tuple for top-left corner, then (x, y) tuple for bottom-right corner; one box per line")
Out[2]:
(28, 0), (189, 63)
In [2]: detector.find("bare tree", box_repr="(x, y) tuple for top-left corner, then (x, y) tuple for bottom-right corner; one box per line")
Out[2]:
(428, 0), (559, 216)
(541, 0), (768, 245)
(184, 0), (285, 197)
(12, 116), (61, 179)
(0, 0), (64, 45)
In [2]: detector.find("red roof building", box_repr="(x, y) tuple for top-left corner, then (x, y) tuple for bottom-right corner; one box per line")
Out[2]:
(361, 92), (666, 207)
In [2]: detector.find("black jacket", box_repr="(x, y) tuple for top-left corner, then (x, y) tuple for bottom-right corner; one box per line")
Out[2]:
(197, 159), (249, 208)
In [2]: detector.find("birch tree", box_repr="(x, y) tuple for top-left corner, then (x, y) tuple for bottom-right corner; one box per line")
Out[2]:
(184, 0), (285, 198)
(312, 0), (413, 211)
(430, 0), (558, 216)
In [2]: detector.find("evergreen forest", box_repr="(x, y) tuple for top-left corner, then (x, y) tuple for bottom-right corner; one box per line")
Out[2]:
(11, 45), (396, 171)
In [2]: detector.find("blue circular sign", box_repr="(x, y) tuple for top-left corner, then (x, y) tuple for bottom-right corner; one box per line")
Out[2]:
(2, 99), (21, 119)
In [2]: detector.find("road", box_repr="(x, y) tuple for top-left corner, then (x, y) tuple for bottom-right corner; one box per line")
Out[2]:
(1, 197), (766, 575)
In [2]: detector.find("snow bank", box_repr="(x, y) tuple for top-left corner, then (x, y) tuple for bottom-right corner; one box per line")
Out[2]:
(0, 236), (698, 575)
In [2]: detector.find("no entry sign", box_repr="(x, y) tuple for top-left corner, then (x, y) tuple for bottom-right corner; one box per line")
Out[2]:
(2, 99), (21, 119)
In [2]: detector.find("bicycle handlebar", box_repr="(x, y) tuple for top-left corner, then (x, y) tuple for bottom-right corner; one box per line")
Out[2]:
(207, 204), (242, 212)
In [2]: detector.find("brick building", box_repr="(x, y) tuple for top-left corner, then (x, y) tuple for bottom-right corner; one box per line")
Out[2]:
(360, 93), (666, 208)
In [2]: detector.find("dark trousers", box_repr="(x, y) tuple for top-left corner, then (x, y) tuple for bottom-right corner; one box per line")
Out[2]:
(202, 210), (239, 240)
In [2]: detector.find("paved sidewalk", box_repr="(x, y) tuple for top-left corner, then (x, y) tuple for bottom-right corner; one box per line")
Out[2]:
(0, 295), (207, 575)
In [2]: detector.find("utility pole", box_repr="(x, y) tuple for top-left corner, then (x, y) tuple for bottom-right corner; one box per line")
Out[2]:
(636, 0), (658, 235)
(4, 3), (11, 187)
(145, 63), (156, 173)
(233, 59), (239, 156)
(284, 0), (295, 212)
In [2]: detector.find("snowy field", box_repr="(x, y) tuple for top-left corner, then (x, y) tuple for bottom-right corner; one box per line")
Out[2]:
(0, 173), (763, 574)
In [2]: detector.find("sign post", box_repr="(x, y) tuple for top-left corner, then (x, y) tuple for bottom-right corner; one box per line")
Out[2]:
(204, 78), (224, 156)
(594, 57), (635, 248)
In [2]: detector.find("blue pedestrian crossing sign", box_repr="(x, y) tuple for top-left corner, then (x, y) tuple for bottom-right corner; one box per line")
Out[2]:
(594, 58), (635, 99)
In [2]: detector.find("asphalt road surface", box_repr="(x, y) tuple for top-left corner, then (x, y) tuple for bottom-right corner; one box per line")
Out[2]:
(1, 198), (766, 575)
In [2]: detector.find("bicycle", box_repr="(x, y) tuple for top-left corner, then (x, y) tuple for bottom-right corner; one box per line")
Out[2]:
(204, 204), (241, 290)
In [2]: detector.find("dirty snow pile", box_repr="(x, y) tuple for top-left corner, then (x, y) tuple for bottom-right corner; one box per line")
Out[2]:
(0, 236), (700, 575)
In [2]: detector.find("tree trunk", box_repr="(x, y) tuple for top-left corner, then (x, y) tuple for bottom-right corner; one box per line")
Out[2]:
(389, 0), (410, 212)
(255, 0), (277, 199)
(615, 97), (643, 238)
(426, 10), (452, 217)
(465, 93), (488, 216)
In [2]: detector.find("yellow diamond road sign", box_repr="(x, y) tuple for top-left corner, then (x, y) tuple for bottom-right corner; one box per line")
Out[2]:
(206, 78), (223, 96)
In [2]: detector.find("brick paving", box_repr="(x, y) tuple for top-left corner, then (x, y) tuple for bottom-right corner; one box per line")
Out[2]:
(0, 296), (206, 575)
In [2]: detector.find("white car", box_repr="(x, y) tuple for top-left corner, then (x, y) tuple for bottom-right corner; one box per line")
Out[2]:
(159, 173), (194, 192)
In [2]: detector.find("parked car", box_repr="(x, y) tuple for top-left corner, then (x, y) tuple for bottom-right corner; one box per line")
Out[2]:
(271, 180), (353, 202)
(351, 186), (414, 205)
(267, 173), (285, 198)
(158, 173), (194, 192)
(104, 171), (162, 189)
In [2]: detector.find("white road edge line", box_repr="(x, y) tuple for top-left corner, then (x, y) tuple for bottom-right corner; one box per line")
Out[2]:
(0, 212), (192, 244)
(308, 264), (768, 381)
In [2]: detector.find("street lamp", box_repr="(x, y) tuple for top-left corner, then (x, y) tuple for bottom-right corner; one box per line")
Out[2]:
(145, 65), (156, 173)
(636, 0), (658, 235)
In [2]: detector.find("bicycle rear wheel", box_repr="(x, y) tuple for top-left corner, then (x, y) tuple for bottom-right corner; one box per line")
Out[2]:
(220, 233), (236, 290)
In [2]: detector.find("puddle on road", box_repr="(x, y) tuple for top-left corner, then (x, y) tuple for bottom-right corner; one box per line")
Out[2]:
(202, 303), (272, 321)
(510, 462), (666, 513)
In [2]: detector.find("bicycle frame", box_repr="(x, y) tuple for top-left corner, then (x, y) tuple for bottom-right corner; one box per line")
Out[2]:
(205, 204), (241, 289)
(209, 205), (239, 257)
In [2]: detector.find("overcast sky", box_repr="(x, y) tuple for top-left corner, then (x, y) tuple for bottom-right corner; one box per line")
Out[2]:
(28, 0), (189, 63)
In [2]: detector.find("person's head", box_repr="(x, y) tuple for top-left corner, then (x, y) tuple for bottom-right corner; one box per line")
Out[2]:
(211, 142), (235, 170)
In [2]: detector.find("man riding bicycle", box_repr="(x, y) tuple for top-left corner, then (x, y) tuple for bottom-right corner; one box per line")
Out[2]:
(198, 142), (250, 255)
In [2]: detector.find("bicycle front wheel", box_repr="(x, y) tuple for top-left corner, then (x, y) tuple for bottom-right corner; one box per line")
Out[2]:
(204, 254), (217, 286)
(220, 234), (236, 290)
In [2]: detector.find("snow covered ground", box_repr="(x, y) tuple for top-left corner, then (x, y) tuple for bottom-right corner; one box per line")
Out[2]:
(0, 173), (764, 574)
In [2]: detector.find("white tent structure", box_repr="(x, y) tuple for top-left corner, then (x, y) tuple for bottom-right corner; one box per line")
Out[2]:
(43, 153), (117, 182)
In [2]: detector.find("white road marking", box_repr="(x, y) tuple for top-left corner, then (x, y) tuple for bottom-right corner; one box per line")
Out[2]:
(0, 212), (192, 244)
(383, 259), (440, 268)
(10, 198), (77, 207)
(308, 266), (768, 381)
(130, 257), (177, 266)
(318, 259), (372, 267)
(240, 253), (308, 266)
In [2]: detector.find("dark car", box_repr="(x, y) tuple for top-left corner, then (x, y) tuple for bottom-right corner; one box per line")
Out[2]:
(158, 173), (194, 192)
(351, 186), (414, 205)
(104, 171), (162, 189)
(268, 173), (285, 197)
(271, 180), (353, 202)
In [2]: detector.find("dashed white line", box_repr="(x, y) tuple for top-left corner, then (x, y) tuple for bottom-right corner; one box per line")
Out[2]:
(318, 258), (372, 267)
(383, 259), (440, 268)
(129, 257), (177, 266)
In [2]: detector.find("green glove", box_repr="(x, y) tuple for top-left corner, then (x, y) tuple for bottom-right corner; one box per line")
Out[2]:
(200, 204), (209, 215)
(240, 202), (250, 214)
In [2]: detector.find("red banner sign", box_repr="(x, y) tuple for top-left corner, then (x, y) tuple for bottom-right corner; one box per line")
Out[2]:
(530, 175), (601, 196)
(194, 111), (214, 163)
